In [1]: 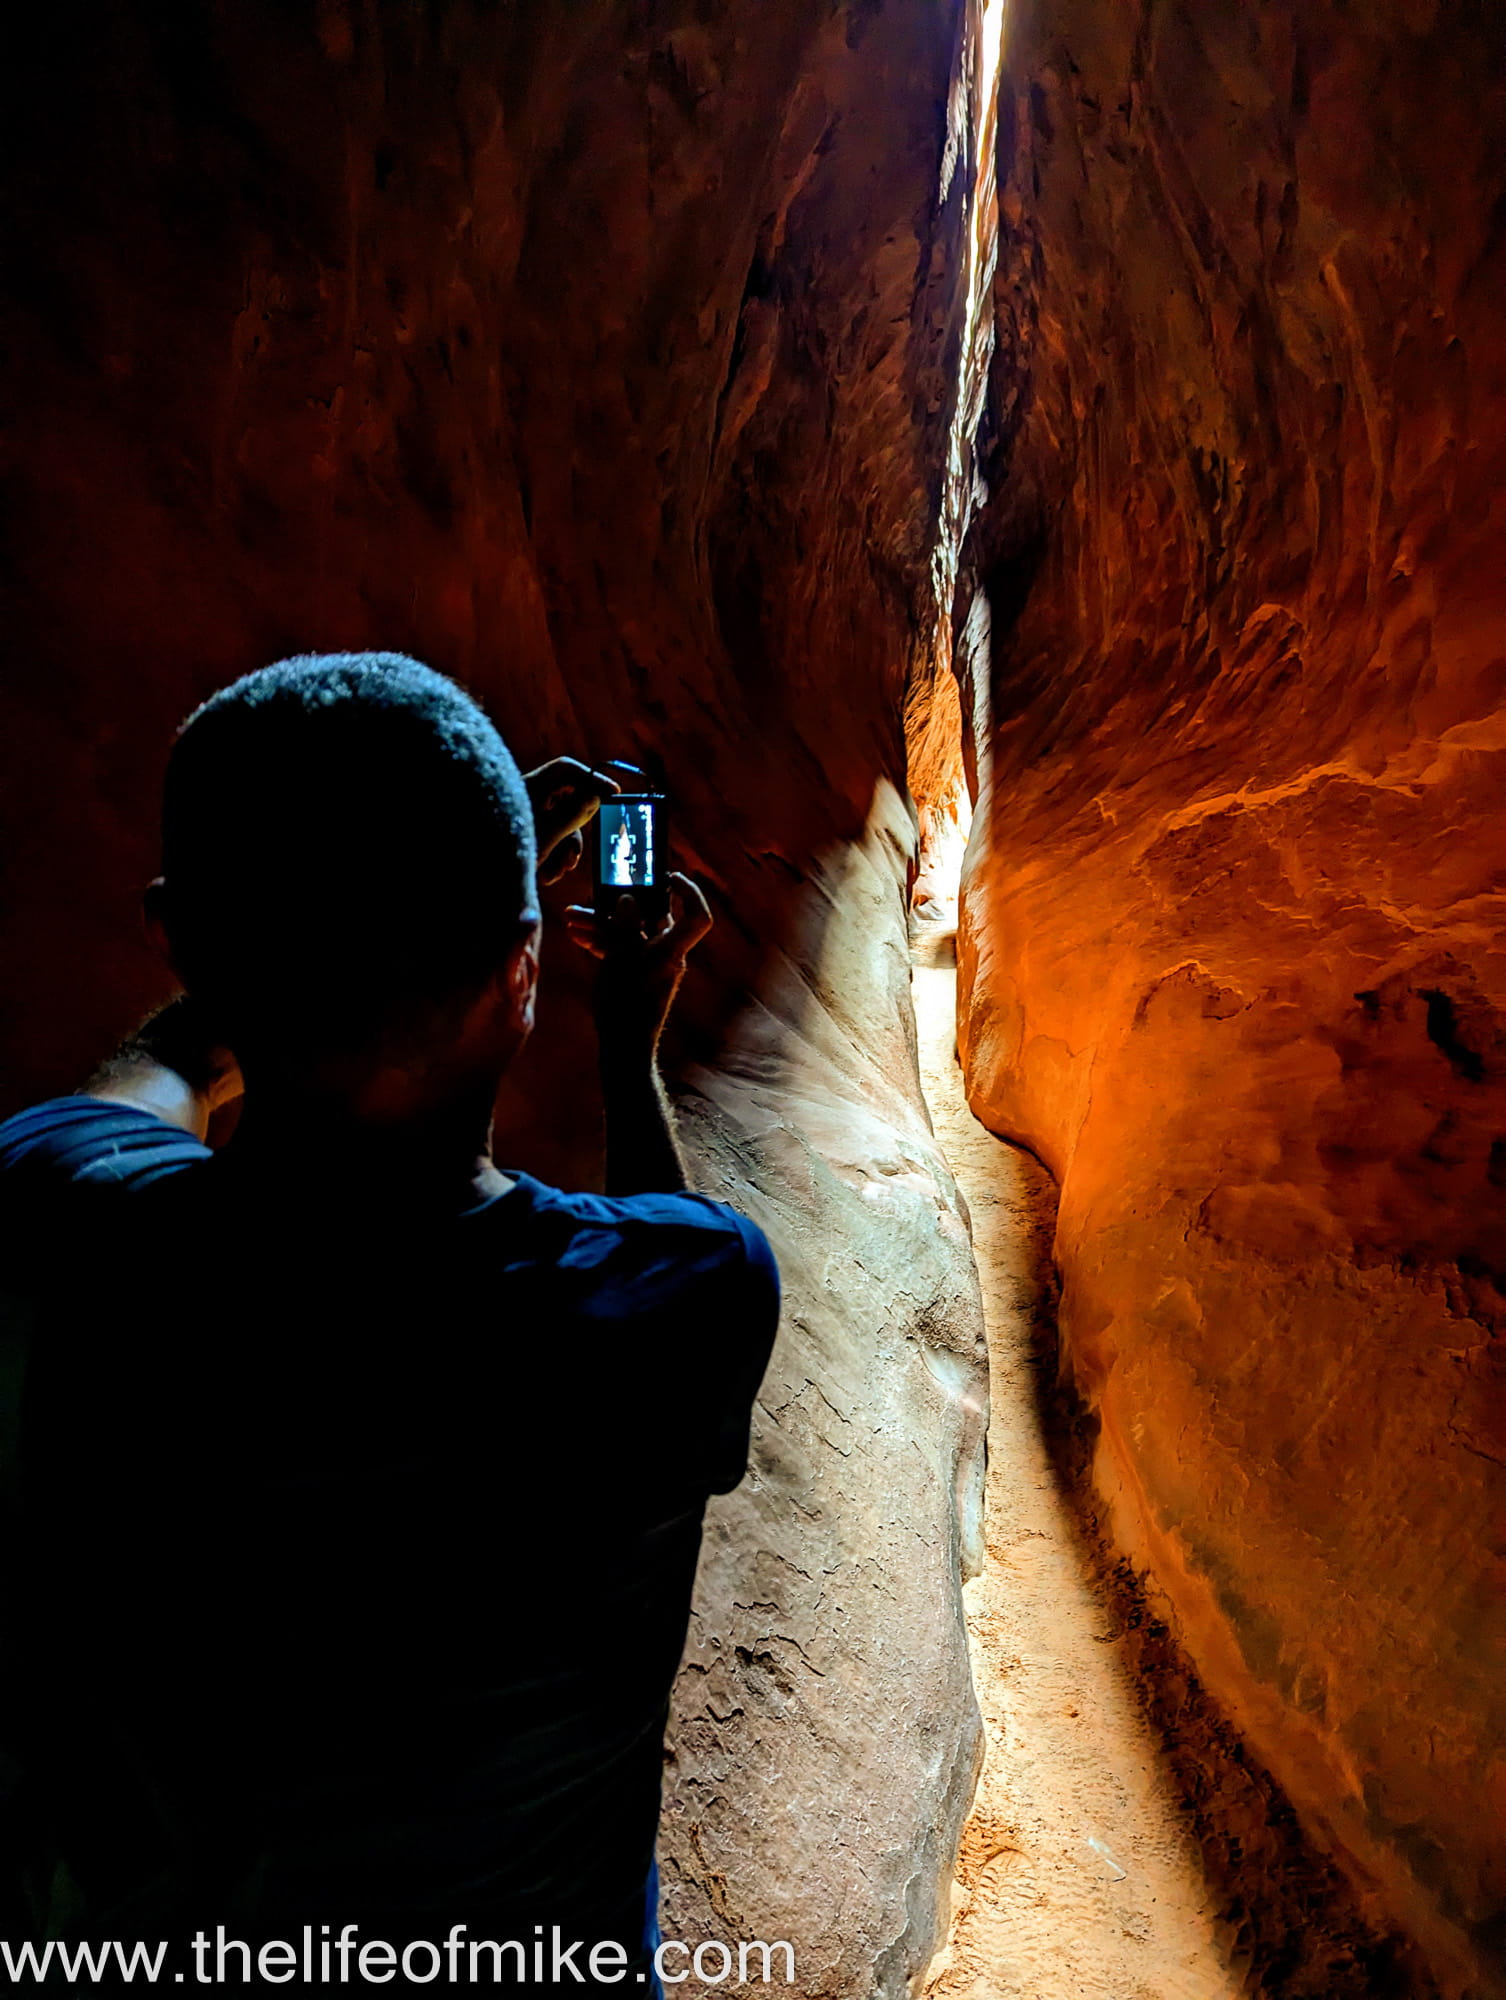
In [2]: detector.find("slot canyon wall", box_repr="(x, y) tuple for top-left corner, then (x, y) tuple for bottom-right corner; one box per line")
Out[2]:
(955, 2), (1506, 1992)
(0, 4), (991, 1990)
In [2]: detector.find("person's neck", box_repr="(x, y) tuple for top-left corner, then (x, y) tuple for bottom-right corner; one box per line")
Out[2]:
(226, 1078), (513, 1211)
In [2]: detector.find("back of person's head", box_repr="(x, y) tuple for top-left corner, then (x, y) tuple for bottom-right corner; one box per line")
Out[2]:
(158, 653), (537, 1074)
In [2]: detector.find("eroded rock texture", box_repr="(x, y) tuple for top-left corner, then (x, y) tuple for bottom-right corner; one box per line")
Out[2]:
(956, 3), (1506, 1991)
(0, 4), (986, 1987)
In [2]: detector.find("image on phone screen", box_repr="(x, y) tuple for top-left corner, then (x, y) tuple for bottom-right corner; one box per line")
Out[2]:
(597, 797), (658, 888)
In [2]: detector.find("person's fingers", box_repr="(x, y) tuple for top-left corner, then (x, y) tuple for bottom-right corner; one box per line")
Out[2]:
(527, 755), (615, 799)
(553, 769), (620, 824)
(525, 756), (584, 828)
(564, 909), (607, 959)
(538, 827), (584, 885)
(527, 758), (619, 895)
(660, 872), (713, 955)
(642, 905), (675, 949)
(527, 759), (621, 847)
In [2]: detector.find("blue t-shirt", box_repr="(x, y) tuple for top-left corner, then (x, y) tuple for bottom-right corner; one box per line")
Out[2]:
(0, 1096), (778, 1968)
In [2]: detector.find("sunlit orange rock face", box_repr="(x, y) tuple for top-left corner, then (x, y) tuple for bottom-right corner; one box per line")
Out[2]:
(0, 6), (988, 1989)
(957, 2), (1506, 1989)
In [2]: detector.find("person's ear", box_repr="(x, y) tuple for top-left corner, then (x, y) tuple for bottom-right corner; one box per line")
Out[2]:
(507, 923), (542, 1034)
(142, 878), (182, 979)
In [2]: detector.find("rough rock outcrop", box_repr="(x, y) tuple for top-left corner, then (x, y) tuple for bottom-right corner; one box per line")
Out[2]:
(0, 4), (987, 1987)
(956, 3), (1506, 1991)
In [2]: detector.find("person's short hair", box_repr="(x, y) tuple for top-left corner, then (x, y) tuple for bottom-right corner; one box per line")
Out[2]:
(160, 653), (537, 1062)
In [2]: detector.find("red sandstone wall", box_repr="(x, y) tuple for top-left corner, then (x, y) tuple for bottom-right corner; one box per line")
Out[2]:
(0, 2), (963, 1149)
(0, 5), (989, 1988)
(956, 3), (1506, 1990)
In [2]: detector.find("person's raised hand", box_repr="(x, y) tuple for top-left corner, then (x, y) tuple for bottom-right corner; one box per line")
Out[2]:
(564, 873), (713, 1058)
(524, 758), (620, 886)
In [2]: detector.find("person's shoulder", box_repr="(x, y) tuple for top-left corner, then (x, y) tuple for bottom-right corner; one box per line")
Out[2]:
(0, 1094), (211, 1192)
(503, 1175), (779, 1304)
(528, 1177), (770, 1252)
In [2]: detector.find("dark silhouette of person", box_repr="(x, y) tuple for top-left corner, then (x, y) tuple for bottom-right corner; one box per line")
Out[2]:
(0, 654), (779, 1990)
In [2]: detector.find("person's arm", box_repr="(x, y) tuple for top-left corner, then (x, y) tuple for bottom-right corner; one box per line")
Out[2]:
(83, 994), (242, 1142)
(600, 1046), (690, 1197)
(565, 874), (714, 1196)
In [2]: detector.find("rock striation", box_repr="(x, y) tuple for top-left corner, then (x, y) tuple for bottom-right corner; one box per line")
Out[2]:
(955, 3), (1506, 1991)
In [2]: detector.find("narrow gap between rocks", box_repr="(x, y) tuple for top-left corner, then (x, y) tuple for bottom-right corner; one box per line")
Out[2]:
(905, 813), (1439, 1998)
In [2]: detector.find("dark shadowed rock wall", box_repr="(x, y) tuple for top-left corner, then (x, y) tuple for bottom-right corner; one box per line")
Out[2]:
(0, 4), (989, 1988)
(955, 2), (1506, 1991)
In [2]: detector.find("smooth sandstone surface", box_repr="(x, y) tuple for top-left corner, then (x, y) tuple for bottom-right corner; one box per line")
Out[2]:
(955, 4), (1506, 1992)
(0, 6), (988, 1987)
(669, 790), (987, 1994)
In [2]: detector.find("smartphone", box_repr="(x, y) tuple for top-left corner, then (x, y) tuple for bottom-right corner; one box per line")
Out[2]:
(593, 792), (668, 925)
